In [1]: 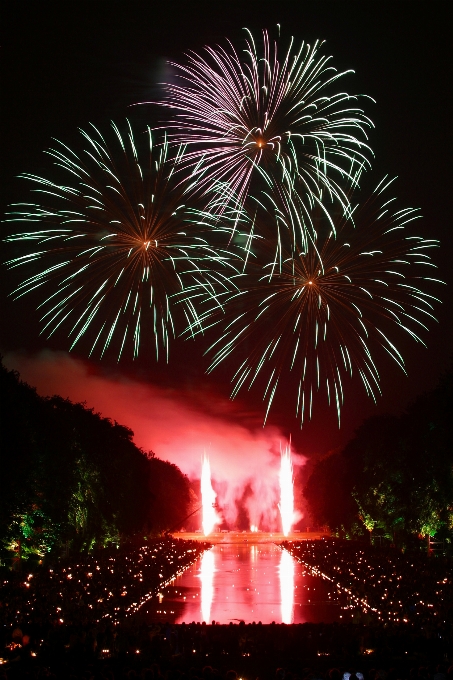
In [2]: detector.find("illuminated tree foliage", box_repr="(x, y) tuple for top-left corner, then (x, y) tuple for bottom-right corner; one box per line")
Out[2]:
(0, 360), (192, 559)
(304, 367), (453, 546)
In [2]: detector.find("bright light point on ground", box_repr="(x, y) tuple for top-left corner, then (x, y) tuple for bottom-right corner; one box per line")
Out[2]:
(250, 525), (258, 532)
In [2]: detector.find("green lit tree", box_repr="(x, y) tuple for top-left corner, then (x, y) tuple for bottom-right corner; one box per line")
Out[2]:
(304, 366), (453, 546)
(1, 359), (193, 559)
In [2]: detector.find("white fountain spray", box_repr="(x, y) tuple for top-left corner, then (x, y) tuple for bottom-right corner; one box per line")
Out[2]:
(201, 454), (217, 536)
(279, 444), (294, 537)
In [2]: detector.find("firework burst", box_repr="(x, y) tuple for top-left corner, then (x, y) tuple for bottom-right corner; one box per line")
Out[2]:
(4, 121), (237, 361)
(206, 177), (443, 425)
(157, 28), (373, 212)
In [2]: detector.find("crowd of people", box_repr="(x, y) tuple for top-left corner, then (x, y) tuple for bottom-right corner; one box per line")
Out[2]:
(281, 540), (453, 629)
(1, 618), (452, 680)
(0, 538), (452, 679)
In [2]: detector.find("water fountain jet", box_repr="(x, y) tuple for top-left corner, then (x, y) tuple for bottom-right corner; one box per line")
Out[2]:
(201, 455), (217, 536)
(279, 444), (294, 536)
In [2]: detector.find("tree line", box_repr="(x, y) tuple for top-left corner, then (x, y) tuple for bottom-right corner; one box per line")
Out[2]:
(0, 360), (195, 562)
(304, 365), (453, 549)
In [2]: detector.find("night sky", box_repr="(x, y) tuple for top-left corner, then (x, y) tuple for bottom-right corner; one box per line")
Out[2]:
(1, 2), (452, 477)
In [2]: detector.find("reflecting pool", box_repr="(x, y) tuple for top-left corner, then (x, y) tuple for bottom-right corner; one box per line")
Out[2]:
(139, 543), (345, 624)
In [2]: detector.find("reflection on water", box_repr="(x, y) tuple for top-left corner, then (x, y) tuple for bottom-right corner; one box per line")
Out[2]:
(140, 543), (343, 624)
(200, 549), (215, 622)
(279, 549), (294, 623)
(251, 544), (258, 562)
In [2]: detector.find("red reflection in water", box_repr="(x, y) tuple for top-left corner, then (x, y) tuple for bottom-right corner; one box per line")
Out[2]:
(279, 549), (294, 623)
(200, 549), (215, 622)
(179, 543), (281, 624)
(140, 543), (343, 624)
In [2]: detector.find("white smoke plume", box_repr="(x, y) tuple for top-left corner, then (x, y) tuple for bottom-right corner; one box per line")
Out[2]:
(3, 350), (306, 530)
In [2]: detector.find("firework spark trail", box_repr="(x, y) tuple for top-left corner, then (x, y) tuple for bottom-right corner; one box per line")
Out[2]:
(3, 29), (444, 436)
(206, 177), (444, 425)
(4, 121), (239, 360)
(156, 28), (373, 215)
(279, 444), (294, 537)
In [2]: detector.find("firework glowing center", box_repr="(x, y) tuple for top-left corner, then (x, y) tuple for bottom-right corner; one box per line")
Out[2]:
(279, 446), (295, 537)
(250, 132), (274, 149)
(201, 456), (218, 536)
(246, 130), (283, 161)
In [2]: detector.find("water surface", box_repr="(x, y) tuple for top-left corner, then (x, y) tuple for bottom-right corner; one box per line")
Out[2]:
(140, 543), (345, 624)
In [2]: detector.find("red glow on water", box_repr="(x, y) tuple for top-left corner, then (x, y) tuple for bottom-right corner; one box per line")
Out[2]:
(200, 549), (215, 622)
(280, 549), (295, 623)
(139, 543), (344, 625)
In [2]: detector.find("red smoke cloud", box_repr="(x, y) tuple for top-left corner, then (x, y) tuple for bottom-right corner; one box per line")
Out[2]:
(4, 350), (305, 530)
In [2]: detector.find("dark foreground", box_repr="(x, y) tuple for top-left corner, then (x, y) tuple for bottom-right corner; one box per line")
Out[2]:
(1, 538), (453, 678)
(1, 619), (453, 680)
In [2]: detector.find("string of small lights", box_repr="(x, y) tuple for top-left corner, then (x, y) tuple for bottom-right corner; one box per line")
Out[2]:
(0, 538), (211, 629)
(281, 539), (453, 627)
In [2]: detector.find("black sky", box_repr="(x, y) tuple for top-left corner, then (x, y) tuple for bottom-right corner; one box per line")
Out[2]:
(1, 1), (452, 458)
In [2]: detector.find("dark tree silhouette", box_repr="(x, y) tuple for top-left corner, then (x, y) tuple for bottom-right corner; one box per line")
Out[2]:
(0, 359), (192, 559)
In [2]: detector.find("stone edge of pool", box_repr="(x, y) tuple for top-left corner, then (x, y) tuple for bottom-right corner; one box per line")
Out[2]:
(171, 531), (329, 544)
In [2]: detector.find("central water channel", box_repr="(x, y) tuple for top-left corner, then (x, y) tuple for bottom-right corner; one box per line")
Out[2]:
(140, 543), (348, 624)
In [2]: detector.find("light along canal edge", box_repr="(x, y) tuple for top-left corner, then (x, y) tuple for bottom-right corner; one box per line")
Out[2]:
(171, 530), (329, 544)
(136, 534), (352, 625)
(124, 541), (212, 619)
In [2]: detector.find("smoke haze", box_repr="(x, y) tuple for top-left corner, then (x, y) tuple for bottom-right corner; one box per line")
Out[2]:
(3, 350), (305, 531)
